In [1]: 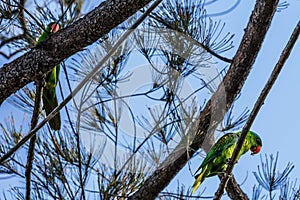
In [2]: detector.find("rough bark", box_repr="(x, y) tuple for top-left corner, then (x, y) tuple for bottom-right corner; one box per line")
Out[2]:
(222, 175), (248, 200)
(0, 0), (152, 105)
(128, 0), (279, 199)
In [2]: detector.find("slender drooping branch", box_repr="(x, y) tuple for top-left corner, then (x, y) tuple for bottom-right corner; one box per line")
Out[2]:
(213, 20), (300, 200)
(25, 81), (43, 200)
(128, 0), (279, 199)
(0, 0), (155, 105)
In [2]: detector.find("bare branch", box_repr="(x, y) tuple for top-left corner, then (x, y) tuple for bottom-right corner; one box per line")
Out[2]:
(219, 174), (249, 200)
(16, 0), (34, 45)
(214, 20), (300, 200)
(193, 39), (232, 63)
(128, 0), (279, 199)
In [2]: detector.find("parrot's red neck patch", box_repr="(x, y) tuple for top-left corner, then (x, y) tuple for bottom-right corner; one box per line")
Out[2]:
(250, 146), (261, 155)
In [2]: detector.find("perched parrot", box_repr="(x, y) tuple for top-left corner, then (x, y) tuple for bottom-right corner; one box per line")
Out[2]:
(192, 131), (262, 193)
(36, 22), (61, 130)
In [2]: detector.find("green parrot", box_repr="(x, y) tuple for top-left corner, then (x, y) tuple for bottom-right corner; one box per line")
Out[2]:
(192, 131), (262, 193)
(36, 22), (61, 130)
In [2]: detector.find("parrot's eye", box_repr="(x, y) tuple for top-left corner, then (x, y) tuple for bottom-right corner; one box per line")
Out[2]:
(256, 138), (262, 145)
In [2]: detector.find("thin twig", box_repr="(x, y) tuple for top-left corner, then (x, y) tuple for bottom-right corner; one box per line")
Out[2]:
(0, 34), (26, 48)
(75, 92), (85, 199)
(17, 0), (34, 45)
(148, 13), (232, 63)
(59, 63), (77, 135)
(0, 47), (28, 59)
(18, 0), (26, 31)
(11, 0), (47, 34)
(49, 133), (75, 199)
(213, 20), (300, 200)
(193, 39), (232, 63)
(25, 81), (43, 200)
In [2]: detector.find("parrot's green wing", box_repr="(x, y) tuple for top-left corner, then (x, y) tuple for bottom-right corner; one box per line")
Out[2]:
(36, 31), (48, 45)
(42, 65), (61, 130)
(194, 133), (239, 175)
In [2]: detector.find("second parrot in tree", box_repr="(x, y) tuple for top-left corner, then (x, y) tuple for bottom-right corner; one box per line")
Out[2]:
(36, 22), (61, 130)
(192, 131), (262, 193)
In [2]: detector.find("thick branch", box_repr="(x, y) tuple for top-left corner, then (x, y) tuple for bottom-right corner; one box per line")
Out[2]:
(128, 0), (279, 199)
(0, 0), (153, 105)
(214, 20), (300, 200)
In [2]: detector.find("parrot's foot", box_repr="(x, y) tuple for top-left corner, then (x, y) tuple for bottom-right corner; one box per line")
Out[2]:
(226, 158), (231, 164)
(220, 171), (226, 176)
(219, 172), (233, 180)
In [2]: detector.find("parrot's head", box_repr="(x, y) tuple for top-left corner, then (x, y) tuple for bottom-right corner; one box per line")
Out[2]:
(47, 22), (60, 33)
(249, 131), (262, 155)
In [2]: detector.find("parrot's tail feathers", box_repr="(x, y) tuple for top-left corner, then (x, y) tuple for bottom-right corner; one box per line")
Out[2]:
(49, 111), (61, 131)
(192, 172), (205, 194)
(43, 96), (61, 131)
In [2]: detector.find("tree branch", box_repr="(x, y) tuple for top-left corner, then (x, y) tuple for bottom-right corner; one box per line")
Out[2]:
(213, 20), (300, 200)
(0, 0), (154, 105)
(17, 0), (34, 45)
(25, 81), (43, 200)
(219, 174), (249, 200)
(128, 0), (279, 199)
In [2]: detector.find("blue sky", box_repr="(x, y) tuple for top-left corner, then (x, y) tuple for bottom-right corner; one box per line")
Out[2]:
(0, 0), (300, 199)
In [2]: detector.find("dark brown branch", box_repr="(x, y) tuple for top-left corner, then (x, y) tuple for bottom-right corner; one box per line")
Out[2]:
(194, 40), (232, 63)
(18, 0), (27, 30)
(12, 0), (49, 35)
(128, 0), (279, 199)
(219, 174), (248, 200)
(25, 81), (43, 200)
(0, 0), (154, 105)
(17, 0), (34, 45)
(213, 20), (300, 200)
(0, 0), (35, 50)
(76, 110), (85, 199)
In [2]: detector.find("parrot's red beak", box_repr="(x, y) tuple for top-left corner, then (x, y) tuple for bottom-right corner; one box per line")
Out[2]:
(250, 145), (261, 155)
(51, 23), (59, 33)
